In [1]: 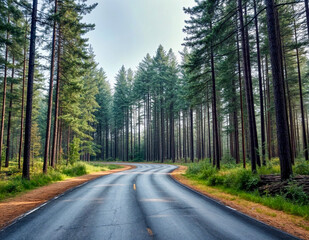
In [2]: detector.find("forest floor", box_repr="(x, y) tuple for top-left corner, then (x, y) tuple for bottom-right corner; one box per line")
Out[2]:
(171, 165), (309, 240)
(0, 164), (134, 230)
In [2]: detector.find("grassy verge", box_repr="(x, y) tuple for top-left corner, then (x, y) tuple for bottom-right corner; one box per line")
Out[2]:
(183, 159), (309, 219)
(0, 161), (122, 201)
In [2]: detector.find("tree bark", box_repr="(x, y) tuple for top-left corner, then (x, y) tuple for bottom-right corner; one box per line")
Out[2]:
(18, 26), (28, 170)
(0, 15), (10, 170)
(190, 108), (194, 162)
(23, 0), (38, 179)
(293, 19), (308, 160)
(51, 28), (61, 168)
(5, 57), (15, 167)
(254, 0), (266, 165)
(43, 0), (58, 173)
(238, 0), (259, 172)
(265, 0), (293, 180)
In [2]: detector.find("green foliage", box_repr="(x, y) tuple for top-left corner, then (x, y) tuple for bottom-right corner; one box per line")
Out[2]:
(187, 161), (259, 191)
(61, 162), (87, 176)
(294, 160), (309, 175)
(185, 165), (309, 218)
(284, 181), (309, 206)
(185, 160), (309, 208)
(68, 137), (81, 165)
(0, 161), (121, 201)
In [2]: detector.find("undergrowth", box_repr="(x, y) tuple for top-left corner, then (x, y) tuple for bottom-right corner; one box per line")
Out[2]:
(185, 159), (309, 218)
(0, 161), (121, 201)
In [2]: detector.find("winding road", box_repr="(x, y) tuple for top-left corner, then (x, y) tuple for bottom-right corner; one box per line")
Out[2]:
(0, 164), (299, 240)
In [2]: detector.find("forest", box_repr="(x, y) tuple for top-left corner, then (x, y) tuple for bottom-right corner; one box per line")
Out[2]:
(0, 0), (309, 186)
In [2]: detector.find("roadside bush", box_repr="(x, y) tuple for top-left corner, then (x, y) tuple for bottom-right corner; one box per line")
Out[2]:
(199, 165), (217, 179)
(294, 160), (309, 175)
(208, 174), (224, 186)
(237, 170), (259, 191)
(284, 181), (309, 205)
(187, 162), (203, 175)
(61, 162), (87, 177)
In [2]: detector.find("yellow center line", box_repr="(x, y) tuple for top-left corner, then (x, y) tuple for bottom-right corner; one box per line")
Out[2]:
(133, 184), (136, 190)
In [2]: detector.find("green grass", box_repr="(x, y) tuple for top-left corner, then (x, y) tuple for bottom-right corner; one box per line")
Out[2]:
(184, 158), (309, 219)
(0, 161), (122, 201)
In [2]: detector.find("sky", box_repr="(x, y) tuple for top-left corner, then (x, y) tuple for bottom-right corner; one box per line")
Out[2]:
(83, 0), (196, 86)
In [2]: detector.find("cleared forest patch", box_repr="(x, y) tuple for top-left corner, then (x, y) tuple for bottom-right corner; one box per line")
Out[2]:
(0, 163), (133, 229)
(171, 163), (309, 240)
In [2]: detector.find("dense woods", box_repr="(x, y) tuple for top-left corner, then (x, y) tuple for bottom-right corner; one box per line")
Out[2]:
(0, 0), (309, 182)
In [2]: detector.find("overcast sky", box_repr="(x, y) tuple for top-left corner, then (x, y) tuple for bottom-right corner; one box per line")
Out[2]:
(83, 0), (195, 86)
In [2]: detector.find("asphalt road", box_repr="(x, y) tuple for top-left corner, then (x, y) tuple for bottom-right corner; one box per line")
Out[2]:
(0, 164), (299, 240)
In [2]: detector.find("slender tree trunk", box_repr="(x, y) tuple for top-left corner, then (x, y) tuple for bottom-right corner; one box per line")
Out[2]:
(207, 99), (212, 161)
(183, 111), (187, 162)
(160, 98), (165, 163)
(265, 0), (293, 180)
(178, 113), (182, 160)
(282, 42), (295, 164)
(66, 126), (70, 165)
(138, 103), (141, 158)
(0, 15), (10, 170)
(293, 19), (308, 160)
(51, 29), (61, 168)
(265, 55), (272, 160)
(43, 0), (58, 173)
(238, 0), (259, 171)
(170, 102), (175, 162)
(19, 34), (27, 169)
(190, 108), (194, 162)
(23, 0), (38, 179)
(105, 126), (109, 159)
(200, 105), (205, 159)
(210, 22), (220, 169)
(130, 107), (133, 160)
(305, 0), (309, 38)
(5, 57), (15, 167)
(254, 0), (266, 165)
(126, 108), (129, 161)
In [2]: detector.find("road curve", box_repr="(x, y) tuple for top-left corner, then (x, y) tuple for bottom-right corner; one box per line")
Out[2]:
(0, 164), (299, 240)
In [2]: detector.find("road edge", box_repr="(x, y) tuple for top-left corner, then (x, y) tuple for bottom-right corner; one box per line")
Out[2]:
(0, 164), (135, 231)
(169, 165), (303, 240)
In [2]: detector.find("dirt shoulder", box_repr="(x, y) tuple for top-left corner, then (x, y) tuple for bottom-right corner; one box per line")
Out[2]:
(171, 165), (309, 240)
(0, 164), (134, 230)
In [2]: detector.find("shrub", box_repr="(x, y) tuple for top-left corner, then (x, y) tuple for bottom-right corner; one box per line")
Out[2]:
(235, 169), (259, 191)
(199, 165), (217, 179)
(294, 160), (309, 175)
(61, 163), (87, 177)
(208, 174), (224, 186)
(284, 181), (309, 205)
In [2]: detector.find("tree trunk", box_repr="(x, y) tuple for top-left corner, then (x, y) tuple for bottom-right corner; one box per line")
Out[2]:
(43, 0), (58, 173)
(18, 27), (28, 170)
(305, 0), (309, 38)
(238, 0), (259, 172)
(293, 19), (308, 160)
(210, 21), (220, 169)
(190, 108), (194, 162)
(254, 0), (266, 165)
(51, 28), (62, 168)
(183, 111), (187, 162)
(0, 15), (10, 170)
(265, 0), (293, 180)
(5, 57), (15, 167)
(23, 0), (38, 179)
